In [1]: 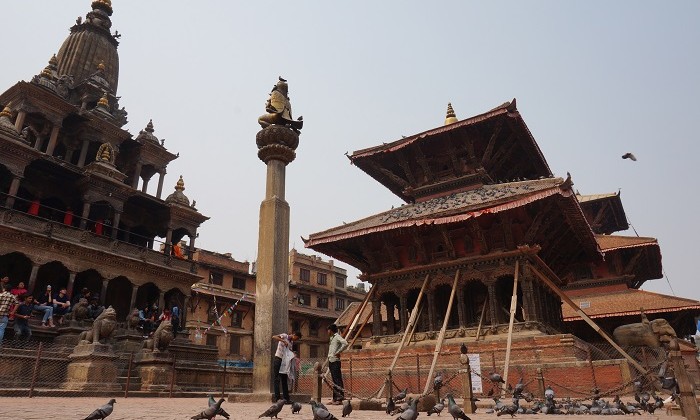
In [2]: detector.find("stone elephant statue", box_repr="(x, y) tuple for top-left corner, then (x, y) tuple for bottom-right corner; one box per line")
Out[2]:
(612, 316), (677, 348)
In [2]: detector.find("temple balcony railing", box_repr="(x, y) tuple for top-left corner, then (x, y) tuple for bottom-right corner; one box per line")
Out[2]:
(0, 208), (195, 273)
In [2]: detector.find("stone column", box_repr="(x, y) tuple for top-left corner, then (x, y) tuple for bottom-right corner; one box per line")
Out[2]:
(77, 138), (90, 167)
(141, 177), (150, 193)
(131, 161), (142, 189)
(65, 148), (75, 163)
(67, 271), (77, 296)
(27, 263), (40, 294)
(79, 201), (91, 229)
(14, 110), (26, 132)
(487, 283), (498, 326)
(386, 302), (395, 335)
(372, 299), (382, 337)
(5, 175), (22, 209)
(427, 292), (436, 331)
(34, 135), (45, 151)
(252, 123), (299, 396)
(158, 290), (165, 311)
(45, 125), (60, 156)
(156, 171), (166, 199)
(399, 294), (408, 333)
(188, 231), (197, 260)
(164, 228), (173, 255)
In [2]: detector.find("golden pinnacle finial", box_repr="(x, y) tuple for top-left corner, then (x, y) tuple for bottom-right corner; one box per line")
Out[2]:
(0, 106), (12, 119)
(97, 92), (109, 108)
(97, 61), (106, 71)
(444, 102), (458, 125)
(175, 175), (185, 191)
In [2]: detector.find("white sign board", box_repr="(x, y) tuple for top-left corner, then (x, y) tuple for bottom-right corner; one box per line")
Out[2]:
(468, 353), (482, 393)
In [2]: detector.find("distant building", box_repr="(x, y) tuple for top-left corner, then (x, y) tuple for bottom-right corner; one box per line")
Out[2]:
(188, 248), (366, 359)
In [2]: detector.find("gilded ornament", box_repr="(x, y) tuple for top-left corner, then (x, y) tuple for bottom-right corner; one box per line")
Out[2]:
(258, 77), (303, 132)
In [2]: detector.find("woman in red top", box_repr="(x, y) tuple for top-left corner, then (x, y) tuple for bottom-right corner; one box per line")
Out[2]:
(10, 281), (27, 297)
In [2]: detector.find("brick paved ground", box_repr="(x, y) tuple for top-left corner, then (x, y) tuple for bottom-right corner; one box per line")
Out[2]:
(0, 397), (684, 420)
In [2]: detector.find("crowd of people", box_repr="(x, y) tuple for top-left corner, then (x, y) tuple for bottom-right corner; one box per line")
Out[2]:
(0, 276), (108, 345)
(136, 302), (181, 338)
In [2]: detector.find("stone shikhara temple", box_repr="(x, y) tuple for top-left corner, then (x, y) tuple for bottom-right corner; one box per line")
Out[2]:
(307, 102), (700, 388)
(0, 0), (208, 320)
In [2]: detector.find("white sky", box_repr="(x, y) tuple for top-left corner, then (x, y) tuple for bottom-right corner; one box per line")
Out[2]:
(1, 1), (698, 298)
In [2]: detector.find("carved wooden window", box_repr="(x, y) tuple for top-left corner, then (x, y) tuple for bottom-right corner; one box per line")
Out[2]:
(298, 293), (310, 306)
(335, 298), (345, 311)
(210, 271), (224, 286)
(309, 320), (320, 337)
(229, 335), (241, 355)
(317, 296), (329, 309)
(230, 311), (243, 328)
(317, 273), (327, 285)
(335, 276), (346, 289)
(232, 277), (246, 290)
(206, 334), (218, 347)
(300, 268), (310, 282)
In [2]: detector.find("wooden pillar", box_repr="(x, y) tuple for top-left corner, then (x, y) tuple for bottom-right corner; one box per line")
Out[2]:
(79, 201), (91, 229)
(45, 125), (60, 156)
(156, 171), (166, 199)
(129, 285), (139, 313)
(520, 278), (534, 322)
(372, 299), (382, 337)
(131, 161), (142, 189)
(100, 279), (108, 305)
(77, 138), (90, 167)
(66, 271), (77, 297)
(27, 263), (40, 294)
(111, 211), (121, 240)
(427, 292), (436, 331)
(456, 287), (466, 327)
(399, 294), (408, 333)
(5, 175), (22, 208)
(487, 283), (498, 326)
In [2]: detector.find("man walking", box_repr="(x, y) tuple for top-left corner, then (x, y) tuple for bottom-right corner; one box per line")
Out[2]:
(272, 330), (302, 403)
(0, 283), (17, 347)
(327, 324), (348, 404)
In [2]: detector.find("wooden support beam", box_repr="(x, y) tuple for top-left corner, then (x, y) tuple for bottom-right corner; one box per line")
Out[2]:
(440, 226), (456, 258)
(475, 299), (488, 341)
(470, 220), (489, 254)
(397, 150), (417, 185)
(501, 260), (520, 397)
(413, 143), (434, 183)
(423, 269), (461, 395)
(488, 135), (518, 174)
(481, 120), (503, 166)
(347, 307), (373, 350)
(525, 255), (649, 375)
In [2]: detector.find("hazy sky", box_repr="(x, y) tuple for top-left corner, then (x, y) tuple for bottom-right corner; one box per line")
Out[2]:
(1, 1), (698, 298)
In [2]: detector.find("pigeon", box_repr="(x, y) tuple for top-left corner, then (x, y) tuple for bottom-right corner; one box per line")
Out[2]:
(512, 377), (524, 398)
(291, 401), (302, 414)
(497, 398), (518, 417)
(395, 387), (409, 402)
(460, 343), (468, 354)
(487, 388), (495, 397)
(396, 398), (419, 420)
(434, 371), (444, 390)
(544, 385), (555, 399)
(342, 400), (352, 417)
(311, 400), (338, 420)
(446, 394), (471, 420)
(192, 398), (225, 420)
(489, 373), (505, 384)
(622, 152), (637, 161)
(393, 398), (412, 415)
(659, 375), (678, 392)
(427, 398), (445, 416)
(84, 399), (116, 420)
(386, 397), (396, 415)
(259, 399), (285, 419)
(209, 395), (230, 419)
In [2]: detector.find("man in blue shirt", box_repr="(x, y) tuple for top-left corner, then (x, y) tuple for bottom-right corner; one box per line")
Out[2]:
(13, 294), (35, 339)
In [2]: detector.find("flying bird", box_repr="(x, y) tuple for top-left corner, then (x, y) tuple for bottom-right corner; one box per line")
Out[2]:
(84, 399), (116, 420)
(622, 152), (637, 161)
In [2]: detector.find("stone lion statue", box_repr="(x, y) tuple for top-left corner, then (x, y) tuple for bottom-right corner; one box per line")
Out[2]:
(127, 308), (140, 330)
(78, 306), (117, 344)
(67, 297), (90, 321)
(142, 319), (173, 352)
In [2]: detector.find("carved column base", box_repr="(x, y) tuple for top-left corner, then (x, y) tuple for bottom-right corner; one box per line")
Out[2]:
(63, 343), (120, 391)
(136, 351), (178, 392)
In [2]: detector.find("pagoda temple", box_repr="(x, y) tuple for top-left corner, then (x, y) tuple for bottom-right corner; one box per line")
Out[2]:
(0, 0), (209, 322)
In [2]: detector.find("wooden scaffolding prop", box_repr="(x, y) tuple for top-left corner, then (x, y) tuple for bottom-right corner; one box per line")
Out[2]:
(501, 260), (520, 397)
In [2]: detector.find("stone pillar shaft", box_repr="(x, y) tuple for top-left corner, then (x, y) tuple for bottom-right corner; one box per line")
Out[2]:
(132, 162), (142, 189)
(111, 211), (121, 240)
(399, 294), (408, 333)
(77, 139), (90, 167)
(372, 299), (382, 337)
(5, 176), (22, 208)
(14, 110), (26, 132)
(487, 283), (498, 326)
(80, 201), (91, 229)
(427, 292), (436, 331)
(141, 178), (150, 193)
(457, 287), (466, 327)
(45, 125), (60, 156)
(156, 171), (166, 199)
(100, 279), (108, 305)
(27, 263), (40, 294)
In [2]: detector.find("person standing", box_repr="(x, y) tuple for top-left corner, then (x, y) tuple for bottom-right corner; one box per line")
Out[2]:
(272, 330), (302, 404)
(171, 304), (181, 337)
(0, 283), (18, 347)
(327, 324), (348, 404)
